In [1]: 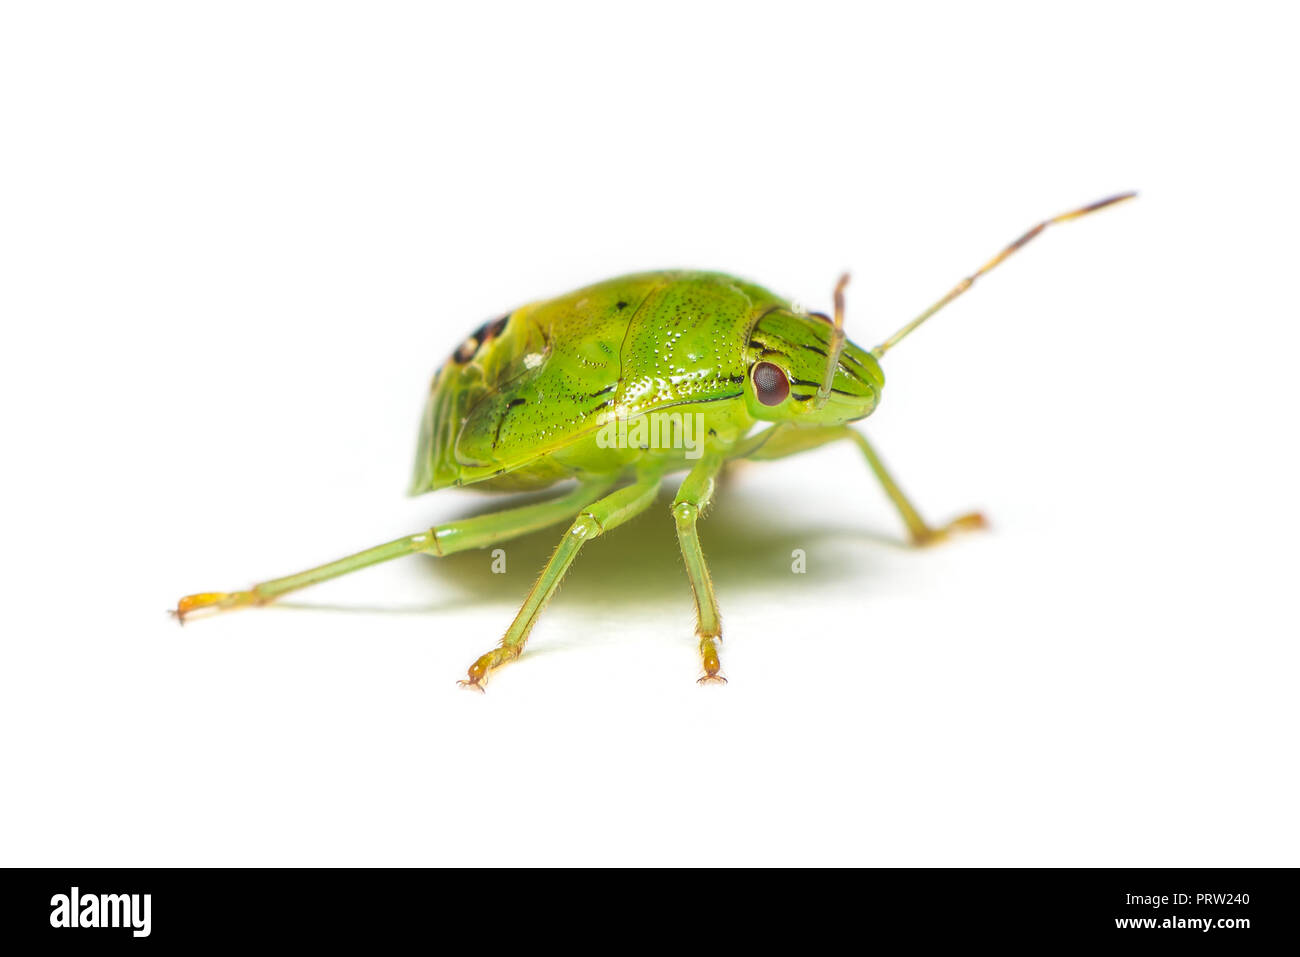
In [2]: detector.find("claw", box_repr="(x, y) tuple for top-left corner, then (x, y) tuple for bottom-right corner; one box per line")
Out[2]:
(948, 511), (989, 534)
(698, 641), (727, 685)
(173, 591), (242, 623)
(912, 511), (989, 547)
(457, 657), (491, 692)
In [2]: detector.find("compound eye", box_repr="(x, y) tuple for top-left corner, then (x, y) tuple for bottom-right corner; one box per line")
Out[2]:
(752, 361), (790, 406)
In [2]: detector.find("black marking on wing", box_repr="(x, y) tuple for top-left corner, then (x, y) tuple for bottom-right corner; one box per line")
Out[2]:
(635, 392), (745, 414)
(492, 397), (528, 449)
(588, 383), (616, 398)
(800, 343), (829, 357)
(451, 312), (511, 364)
(452, 339), (478, 364)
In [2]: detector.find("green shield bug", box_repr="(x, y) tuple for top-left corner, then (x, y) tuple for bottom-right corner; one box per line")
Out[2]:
(175, 193), (1135, 689)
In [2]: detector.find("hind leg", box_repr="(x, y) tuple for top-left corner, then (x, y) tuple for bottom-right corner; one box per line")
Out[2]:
(174, 477), (616, 621)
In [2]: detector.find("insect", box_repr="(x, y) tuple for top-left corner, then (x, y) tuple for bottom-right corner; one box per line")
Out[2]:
(175, 193), (1135, 689)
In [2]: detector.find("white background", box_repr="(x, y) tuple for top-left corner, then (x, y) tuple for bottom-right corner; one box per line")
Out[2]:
(2, 2), (1297, 867)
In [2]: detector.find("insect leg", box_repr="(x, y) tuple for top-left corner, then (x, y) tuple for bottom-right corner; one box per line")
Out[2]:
(848, 431), (987, 546)
(670, 454), (728, 684)
(740, 426), (985, 546)
(459, 469), (664, 690)
(173, 477), (616, 621)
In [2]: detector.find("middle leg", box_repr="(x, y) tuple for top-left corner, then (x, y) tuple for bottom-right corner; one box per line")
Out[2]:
(459, 467), (665, 690)
(671, 454), (728, 683)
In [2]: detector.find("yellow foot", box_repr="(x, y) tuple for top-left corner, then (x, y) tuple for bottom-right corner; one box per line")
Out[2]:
(456, 658), (490, 693)
(172, 590), (257, 623)
(457, 648), (518, 692)
(911, 511), (989, 548)
(697, 639), (727, 685)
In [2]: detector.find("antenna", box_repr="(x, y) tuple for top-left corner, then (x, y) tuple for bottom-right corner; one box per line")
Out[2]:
(871, 192), (1136, 359)
(813, 272), (851, 409)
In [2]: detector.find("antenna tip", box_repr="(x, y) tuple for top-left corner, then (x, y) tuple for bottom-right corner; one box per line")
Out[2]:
(1082, 191), (1138, 213)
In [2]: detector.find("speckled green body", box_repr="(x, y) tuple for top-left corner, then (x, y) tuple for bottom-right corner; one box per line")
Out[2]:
(178, 194), (1131, 688)
(410, 270), (883, 494)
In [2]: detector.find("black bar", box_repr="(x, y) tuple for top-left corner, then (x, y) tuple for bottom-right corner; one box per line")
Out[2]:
(1, 867), (1291, 946)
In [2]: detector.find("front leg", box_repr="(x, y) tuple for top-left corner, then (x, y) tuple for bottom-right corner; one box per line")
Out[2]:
(848, 431), (987, 546)
(738, 425), (986, 547)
